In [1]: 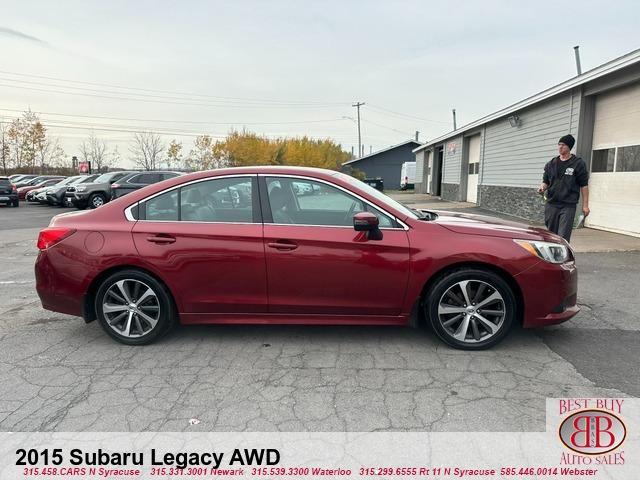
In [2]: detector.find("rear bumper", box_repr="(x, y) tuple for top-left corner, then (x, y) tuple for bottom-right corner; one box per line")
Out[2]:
(0, 193), (18, 204)
(516, 260), (579, 328)
(35, 250), (84, 317)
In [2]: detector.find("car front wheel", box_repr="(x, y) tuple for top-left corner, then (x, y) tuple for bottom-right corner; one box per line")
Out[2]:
(425, 268), (516, 350)
(95, 270), (176, 345)
(88, 193), (106, 209)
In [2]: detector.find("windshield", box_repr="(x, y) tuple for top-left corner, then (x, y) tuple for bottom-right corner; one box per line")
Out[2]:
(333, 172), (418, 220)
(93, 172), (117, 183)
(56, 177), (77, 186)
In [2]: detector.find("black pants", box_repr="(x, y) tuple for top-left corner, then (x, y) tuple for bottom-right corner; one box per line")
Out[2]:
(544, 203), (576, 242)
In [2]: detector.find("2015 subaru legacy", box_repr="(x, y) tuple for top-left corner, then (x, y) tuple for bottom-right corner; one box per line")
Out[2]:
(35, 166), (578, 349)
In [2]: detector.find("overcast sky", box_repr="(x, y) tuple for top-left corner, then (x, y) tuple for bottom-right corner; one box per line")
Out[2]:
(1, 0), (639, 167)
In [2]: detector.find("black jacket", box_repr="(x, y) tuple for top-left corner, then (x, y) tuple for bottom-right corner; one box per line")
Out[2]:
(543, 155), (589, 206)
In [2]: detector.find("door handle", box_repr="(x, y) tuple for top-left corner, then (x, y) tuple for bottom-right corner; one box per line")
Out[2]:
(146, 234), (176, 244)
(267, 240), (298, 251)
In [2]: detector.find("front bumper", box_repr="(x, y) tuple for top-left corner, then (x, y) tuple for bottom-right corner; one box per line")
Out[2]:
(70, 192), (90, 208)
(515, 260), (579, 328)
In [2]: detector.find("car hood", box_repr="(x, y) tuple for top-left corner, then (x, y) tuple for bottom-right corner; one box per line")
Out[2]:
(73, 182), (108, 190)
(424, 209), (563, 242)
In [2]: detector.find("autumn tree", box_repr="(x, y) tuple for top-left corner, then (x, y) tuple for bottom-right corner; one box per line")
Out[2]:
(212, 130), (350, 169)
(188, 135), (216, 170)
(130, 132), (164, 171)
(0, 121), (9, 174)
(80, 132), (110, 172)
(166, 140), (183, 170)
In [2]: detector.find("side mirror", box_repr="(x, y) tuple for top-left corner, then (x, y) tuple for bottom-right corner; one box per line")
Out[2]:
(353, 211), (379, 231)
(354, 212), (383, 240)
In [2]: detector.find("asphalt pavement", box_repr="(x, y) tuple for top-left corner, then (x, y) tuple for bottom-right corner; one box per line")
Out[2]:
(0, 202), (637, 432)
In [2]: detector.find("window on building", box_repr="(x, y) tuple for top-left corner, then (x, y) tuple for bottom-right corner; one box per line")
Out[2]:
(616, 145), (640, 172)
(591, 149), (615, 172)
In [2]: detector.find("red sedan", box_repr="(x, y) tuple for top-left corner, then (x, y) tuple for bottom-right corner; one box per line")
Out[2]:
(35, 167), (578, 349)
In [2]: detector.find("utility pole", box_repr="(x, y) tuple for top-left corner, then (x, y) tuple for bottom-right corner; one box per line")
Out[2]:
(415, 131), (420, 142)
(352, 102), (365, 157)
(452, 109), (457, 130)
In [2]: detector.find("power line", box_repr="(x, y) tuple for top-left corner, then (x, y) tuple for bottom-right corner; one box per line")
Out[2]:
(0, 70), (349, 106)
(0, 83), (344, 109)
(366, 103), (450, 124)
(0, 107), (347, 126)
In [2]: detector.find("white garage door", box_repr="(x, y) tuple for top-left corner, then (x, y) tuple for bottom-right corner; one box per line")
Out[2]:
(587, 82), (640, 237)
(466, 134), (481, 203)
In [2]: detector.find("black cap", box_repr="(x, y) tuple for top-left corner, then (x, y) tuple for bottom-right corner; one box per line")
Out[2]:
(558, 134), (575, 150)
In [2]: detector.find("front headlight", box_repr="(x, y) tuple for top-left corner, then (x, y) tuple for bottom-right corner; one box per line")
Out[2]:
(514, 239), (570, 264)
(75, 186), (87, 192)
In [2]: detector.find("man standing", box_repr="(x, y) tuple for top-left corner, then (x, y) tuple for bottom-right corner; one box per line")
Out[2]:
(538, 134), (589, 242)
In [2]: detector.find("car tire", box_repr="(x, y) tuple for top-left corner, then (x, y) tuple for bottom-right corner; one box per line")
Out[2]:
(12, 200), (19, 207)
(95, 269), (177, 345)
(88, 193), (106, 209)
(425, 268), (516, 350)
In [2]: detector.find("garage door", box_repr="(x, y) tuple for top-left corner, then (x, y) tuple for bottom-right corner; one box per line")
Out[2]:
(466, 134), (481, 203)
(587, 82), (640, 237)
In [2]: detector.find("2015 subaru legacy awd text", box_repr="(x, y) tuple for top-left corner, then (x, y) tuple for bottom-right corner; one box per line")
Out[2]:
(35, 167), (579, 349)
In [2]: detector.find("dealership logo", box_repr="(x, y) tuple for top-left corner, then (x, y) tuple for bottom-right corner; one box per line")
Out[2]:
(559, 409), (626, 455)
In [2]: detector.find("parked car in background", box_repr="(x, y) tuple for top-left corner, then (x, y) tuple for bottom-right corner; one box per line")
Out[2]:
(67, 171), (135, 209)
(0, 177), (19, 207)
(9, 174), (38, 184)
(36, 166), (578, 349)
(110, 171), (183, 199)
(46, 174), (99, 207)
(19, 177), (64, 200)
(26, 178), (67, 203)
(14, 175), (56, 188)
(9, 174), (37, 184)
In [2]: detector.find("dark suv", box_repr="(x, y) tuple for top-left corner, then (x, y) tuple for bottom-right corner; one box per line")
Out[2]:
(110, 171), (183, 199)
(67, 171), (135, 209)
(0, 177), (19, 207)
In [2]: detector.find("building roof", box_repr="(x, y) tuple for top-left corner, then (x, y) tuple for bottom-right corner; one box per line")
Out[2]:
(343, 140), (422, 166)
(413, 47), (640, 153)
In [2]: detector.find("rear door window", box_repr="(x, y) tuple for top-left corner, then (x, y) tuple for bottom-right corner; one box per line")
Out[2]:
(145, 190), (179, 221)
(181, 177), (255, 223)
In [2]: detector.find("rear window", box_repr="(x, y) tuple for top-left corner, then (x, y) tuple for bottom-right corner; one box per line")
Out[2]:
(0, 179), (11, 186)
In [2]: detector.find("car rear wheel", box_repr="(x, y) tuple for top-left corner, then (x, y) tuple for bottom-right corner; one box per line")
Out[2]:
(95, 270), (176, 345)
(88, 193), (106, 209)
(425, 268), (516, 350)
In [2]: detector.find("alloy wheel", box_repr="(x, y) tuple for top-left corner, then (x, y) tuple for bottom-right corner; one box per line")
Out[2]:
(102, 279), (160, 338)
(92, 196), (104, 208)
(437, 279), (505, 344)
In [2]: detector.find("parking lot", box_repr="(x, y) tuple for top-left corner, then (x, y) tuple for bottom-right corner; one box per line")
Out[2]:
(0, 202), (638, 432)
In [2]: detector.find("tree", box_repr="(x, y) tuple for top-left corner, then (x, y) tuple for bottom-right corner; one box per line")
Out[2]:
(166, 140), (183, 170)
(188, 135), (216, 170)
(0, 121), (9, 174)
(130, 132), (164, 170)
(79, 132), (110, 172)
(211, 130), (350, 169)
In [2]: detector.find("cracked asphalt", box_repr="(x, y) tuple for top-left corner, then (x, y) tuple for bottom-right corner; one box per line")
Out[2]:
(0, 204), (638, 432)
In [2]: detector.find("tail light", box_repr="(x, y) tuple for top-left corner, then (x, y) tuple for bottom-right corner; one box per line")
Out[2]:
(11, 184), (17, 192)
(37, 227), (76, 250)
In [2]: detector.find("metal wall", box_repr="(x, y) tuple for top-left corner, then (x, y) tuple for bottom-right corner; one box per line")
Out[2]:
(481, 90), (581, 187)
(341, 142), (418, 190)
(442, 134), (464, 184)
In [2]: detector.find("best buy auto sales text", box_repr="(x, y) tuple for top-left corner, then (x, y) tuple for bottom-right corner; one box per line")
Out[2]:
(15, 448), (280, 470)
